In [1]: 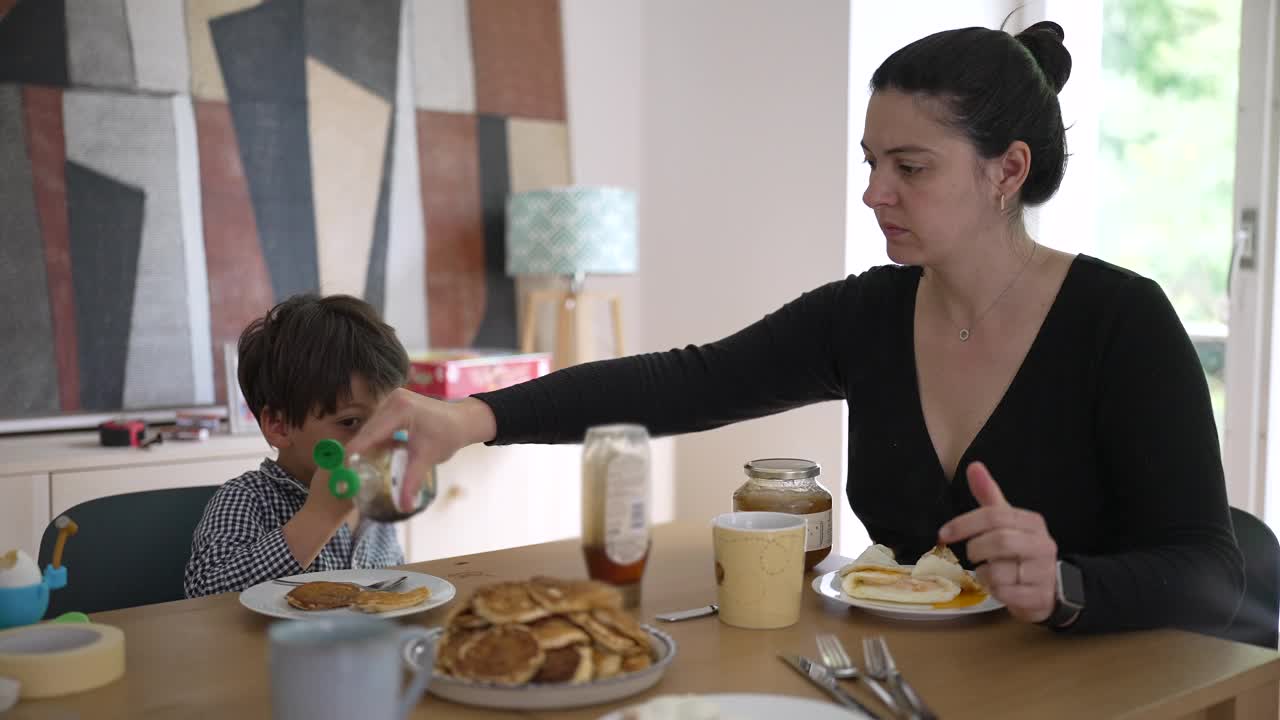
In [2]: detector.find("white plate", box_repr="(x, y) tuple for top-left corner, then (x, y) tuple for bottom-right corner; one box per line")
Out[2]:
(598, 693), (871, 719)
(812, 567), (1005, 621)
(417, 625), (677, 711)
(238, 569), (455, 621)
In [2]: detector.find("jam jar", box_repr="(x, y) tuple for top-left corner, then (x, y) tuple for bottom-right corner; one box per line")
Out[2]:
(732, 458), (832, 571)
(313, 432), (437, 523)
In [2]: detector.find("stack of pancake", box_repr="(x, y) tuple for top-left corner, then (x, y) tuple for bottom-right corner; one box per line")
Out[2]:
(437, 576), (657, 685)
(839, 544), (984, 604)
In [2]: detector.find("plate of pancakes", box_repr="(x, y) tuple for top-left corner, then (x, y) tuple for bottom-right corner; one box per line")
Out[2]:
(410, 576), (677, 710)
(239, 569), (456, 620)
(812, 543), (1005, 621)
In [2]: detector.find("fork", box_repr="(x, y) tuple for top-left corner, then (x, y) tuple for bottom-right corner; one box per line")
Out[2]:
(863, 636), (936, 720)
(816, 634), (900, 716)
(273, 575), (407, 592)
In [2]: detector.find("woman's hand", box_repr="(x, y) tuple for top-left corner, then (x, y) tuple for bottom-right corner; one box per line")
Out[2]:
(938, 461), (1060, 624)
(347, 390), (498, 485)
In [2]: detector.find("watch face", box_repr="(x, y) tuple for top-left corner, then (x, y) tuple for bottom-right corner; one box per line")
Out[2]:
(1058, 561), (1085, 609)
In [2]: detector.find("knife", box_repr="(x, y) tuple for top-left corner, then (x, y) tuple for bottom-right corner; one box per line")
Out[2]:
(655, 604), (718, 622)
(779, 654), (880, 719)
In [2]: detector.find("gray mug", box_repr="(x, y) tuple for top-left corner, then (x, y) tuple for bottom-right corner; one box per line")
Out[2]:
(269, 616), (434, 720)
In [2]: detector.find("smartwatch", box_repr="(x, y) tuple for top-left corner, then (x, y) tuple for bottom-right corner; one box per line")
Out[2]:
(1038, 560), (1085, 628)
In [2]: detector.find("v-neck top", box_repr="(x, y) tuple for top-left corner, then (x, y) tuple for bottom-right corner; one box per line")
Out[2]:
(476, 255), (1243, 635)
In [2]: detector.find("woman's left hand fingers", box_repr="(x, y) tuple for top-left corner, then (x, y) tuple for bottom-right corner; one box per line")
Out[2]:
(989, 583), (1055, 623)
(967, 528), (1057, 565)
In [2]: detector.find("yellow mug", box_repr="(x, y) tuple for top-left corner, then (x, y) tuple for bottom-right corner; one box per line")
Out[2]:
(712, 512), (806, 629)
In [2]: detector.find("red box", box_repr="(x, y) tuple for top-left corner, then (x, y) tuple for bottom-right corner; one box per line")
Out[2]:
(406, 350), (552, 400)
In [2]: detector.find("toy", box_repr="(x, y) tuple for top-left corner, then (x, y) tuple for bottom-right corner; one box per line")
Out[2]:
(0, 516), (76, 629)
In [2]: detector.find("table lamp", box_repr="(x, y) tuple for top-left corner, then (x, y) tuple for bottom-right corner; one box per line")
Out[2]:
(506, 187), (637, 370)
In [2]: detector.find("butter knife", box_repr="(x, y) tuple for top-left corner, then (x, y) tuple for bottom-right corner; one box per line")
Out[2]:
(655, 605), (718, 622)
(779, 654), (879, 719)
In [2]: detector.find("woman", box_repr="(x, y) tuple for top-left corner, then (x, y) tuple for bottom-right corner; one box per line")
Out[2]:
(351, 21), (1243, 634)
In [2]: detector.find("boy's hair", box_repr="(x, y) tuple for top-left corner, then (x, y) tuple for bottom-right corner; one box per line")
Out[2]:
(237, 294), (410, 428)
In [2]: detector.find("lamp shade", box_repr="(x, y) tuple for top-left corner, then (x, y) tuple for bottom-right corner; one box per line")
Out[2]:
(505, 187), (637, 276)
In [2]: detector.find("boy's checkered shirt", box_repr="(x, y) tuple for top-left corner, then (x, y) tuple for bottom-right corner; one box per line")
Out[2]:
(184, 458), (404, 598)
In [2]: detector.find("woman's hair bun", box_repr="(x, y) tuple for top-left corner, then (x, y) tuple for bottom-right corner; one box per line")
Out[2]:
(1017, 20), (1071, 93)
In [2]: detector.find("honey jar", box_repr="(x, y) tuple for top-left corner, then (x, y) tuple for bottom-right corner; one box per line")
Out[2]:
(732, 458), (832, 571)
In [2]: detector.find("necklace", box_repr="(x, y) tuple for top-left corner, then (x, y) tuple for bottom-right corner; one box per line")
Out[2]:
(944, 243), (1037, 342)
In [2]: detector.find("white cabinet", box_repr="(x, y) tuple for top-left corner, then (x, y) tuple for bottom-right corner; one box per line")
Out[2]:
(0, 432), (269, 560)
(1, 432), (674, 564)
(405, 443), (584, 562)
(0, 474), (50, 557)
(49, 458), (257, 518)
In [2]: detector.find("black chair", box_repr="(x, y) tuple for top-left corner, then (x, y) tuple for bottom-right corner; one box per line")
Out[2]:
(37, 486), (219, 616)
(1222, 506), (1280, 649)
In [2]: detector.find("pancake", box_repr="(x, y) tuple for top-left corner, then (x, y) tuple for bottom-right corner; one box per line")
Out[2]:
(843, 570), (960, 604)
(451, 625), (545, 685)
(351, 585), (430, 613)
(472, 582), (550, 624)
(529, 616), (591, 650)
(592, 647), (624, 680)
(437, 626), (484, 674)
(533, 645), (593, 684)
(591, 608), (651, 651)
(621, 653), (653, 673)
(913, 552), (982, 592)
(284, 581), (362, 610)
(568, 611), (641, 654)
(528, 576), (622, 613)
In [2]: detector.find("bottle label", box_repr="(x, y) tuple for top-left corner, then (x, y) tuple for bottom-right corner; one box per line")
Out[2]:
(800, 510), (833, 552)
(604, 453), (649, 565)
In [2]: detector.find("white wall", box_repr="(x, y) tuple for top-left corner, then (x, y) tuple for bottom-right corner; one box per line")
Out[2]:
(560, 0), (677, 524)
(563, 0), (852, 546)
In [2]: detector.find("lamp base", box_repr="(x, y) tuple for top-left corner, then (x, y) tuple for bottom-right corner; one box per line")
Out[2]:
(520, 289), (624, 371)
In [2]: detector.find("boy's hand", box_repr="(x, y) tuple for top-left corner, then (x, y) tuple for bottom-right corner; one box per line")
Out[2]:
(284, 469), (356, 569)
(301, 467), (354, 521)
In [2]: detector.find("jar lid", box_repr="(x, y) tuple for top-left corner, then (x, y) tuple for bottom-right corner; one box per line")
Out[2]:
(744, 458), (820, 480)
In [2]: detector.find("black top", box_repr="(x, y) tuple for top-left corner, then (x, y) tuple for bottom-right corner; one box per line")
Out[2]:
(476, 255), (1244, 634)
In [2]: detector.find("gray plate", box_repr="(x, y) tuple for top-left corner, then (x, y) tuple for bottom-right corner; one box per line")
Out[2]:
(406, 624), (677, 711)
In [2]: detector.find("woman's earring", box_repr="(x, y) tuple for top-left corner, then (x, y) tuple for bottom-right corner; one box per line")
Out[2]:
(1000, 194), (1007, 212)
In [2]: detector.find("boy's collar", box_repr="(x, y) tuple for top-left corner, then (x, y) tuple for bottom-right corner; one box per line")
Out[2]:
(260, 458), (309, 494)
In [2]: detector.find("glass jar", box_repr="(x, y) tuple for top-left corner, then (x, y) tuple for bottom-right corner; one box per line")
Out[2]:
(732, 458), (832, 571)
(581, 424), (651, 607)
(313, 431), (437, 523)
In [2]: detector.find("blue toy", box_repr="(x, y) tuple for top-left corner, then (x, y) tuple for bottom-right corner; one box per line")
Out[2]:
(0, 516), (76, 629)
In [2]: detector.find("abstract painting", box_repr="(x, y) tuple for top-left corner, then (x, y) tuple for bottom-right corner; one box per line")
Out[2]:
(0, 0), (570, 422)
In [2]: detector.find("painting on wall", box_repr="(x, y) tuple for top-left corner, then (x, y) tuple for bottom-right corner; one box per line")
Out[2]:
(0, 0), (571, 425)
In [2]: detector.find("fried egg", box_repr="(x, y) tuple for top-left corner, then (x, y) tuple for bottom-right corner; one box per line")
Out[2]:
(913, 550), (982, 592)
(839, 543), (903, 576)
(842, 569), (961, 604)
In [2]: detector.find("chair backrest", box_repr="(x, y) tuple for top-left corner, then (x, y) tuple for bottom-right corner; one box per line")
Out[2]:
(1223, 506), (1280, 649)
(37, 486), (219, 616)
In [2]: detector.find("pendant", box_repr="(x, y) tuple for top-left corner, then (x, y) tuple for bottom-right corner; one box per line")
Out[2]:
(959, 328), (970, 342)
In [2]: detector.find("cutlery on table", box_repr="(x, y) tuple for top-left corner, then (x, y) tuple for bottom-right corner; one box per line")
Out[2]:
(863, 635), (936, 720)
(779, 654), (883, 719)
(655, 604), (718, 622)
(816, 633), (899, 715)
(272, 576), (408, 592)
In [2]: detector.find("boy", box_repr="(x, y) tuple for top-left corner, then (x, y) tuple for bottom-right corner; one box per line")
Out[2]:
(184, 294), (410, 597)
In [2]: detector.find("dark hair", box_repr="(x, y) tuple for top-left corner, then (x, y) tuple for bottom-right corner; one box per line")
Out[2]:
(237, 294), (410, 428)
(870, 21), (1072, 206)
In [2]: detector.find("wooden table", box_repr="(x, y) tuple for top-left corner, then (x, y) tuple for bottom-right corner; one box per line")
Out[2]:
(11, 523), (1280, 719)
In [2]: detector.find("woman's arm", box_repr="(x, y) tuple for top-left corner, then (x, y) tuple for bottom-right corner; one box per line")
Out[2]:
(474, 275), (858, 445)
(1065, 276), (1243, 634)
